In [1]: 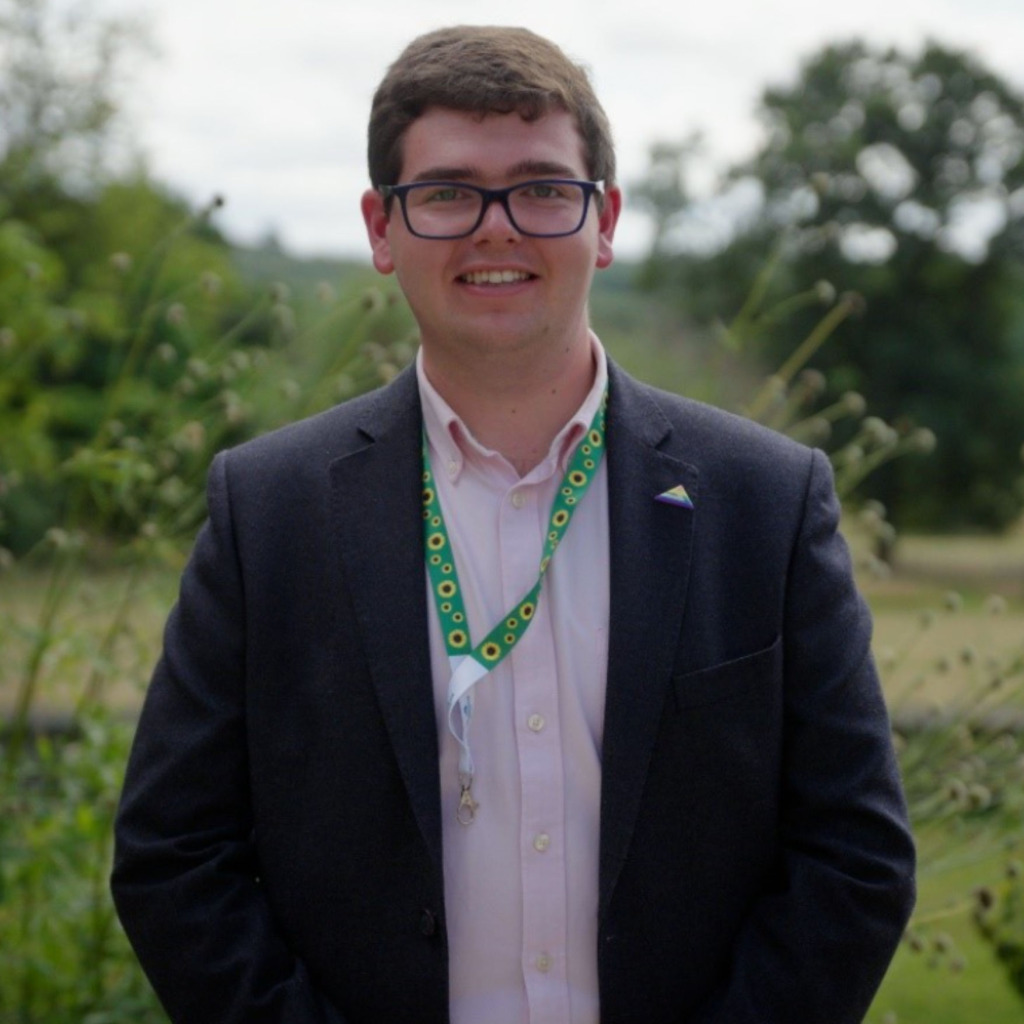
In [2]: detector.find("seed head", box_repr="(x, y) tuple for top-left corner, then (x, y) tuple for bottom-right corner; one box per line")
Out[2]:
(973, 885), (996, 910)
(863, 416), (895, 444)
(200, 271), (222, 297)
(945, 778), (968, 803)
(967, 784), (991, 810)
(799, 368), (827, 395)
(166, 303), (187, 327)
(813, 280), (836, 305)
(838, 391), (865, 416)
(272, 303), (296, 335)
(912, 428), (937, 453)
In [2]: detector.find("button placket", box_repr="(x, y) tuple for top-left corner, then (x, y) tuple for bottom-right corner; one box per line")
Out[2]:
(515, 611), (568, 1017)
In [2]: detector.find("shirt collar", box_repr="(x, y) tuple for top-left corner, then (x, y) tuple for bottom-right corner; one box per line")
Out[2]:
(417, 334), (608, 484)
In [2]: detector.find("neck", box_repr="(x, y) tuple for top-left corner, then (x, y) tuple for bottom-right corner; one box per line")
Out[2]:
(422, 334), (596, 476)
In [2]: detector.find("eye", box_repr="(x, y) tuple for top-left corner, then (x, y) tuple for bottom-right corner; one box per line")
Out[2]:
(418, 185), (471, 204)
(520, 182), (564, 200)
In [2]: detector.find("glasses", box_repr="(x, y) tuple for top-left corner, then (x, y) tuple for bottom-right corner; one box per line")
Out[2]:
(379, 178), (604, 240)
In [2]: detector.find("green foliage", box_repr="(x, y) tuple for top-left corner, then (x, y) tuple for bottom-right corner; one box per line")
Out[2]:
(869, 588), (1024, 1019)
(0, 711), (166, 1022)
(974, 862), (1024, 1001)
(636, 40), (1024, 531)
(0, 179), (414, 554)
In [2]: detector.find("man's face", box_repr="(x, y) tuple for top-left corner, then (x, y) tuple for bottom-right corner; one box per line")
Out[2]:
(361, 107), (621, 364)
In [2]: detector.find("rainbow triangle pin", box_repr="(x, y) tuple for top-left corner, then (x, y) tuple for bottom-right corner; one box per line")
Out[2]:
(655, 485), (694, 510)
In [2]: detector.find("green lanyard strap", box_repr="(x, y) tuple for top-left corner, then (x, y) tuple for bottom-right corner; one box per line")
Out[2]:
(422, 388), (608, 823)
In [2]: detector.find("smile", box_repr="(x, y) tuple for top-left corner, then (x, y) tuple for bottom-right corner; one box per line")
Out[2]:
(458, 270), (533, 285)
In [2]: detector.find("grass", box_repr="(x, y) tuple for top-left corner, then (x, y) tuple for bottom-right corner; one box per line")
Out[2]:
(0, 559), (181, 721)
(857, 525), (1024, 1021)
(867, 832), (1024, 1023)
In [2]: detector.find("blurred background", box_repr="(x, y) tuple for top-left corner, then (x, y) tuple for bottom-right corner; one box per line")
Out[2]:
(1, 1), (1023, 1021)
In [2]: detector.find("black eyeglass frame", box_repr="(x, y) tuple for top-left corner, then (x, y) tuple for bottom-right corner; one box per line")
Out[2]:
(378, 178), (605, 240)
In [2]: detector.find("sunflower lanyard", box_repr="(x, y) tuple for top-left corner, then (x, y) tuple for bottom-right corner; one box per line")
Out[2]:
(422, 391), (607, 825)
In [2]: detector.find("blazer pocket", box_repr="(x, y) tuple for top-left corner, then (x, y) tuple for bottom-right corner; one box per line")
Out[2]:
(672, 636), (781, 710)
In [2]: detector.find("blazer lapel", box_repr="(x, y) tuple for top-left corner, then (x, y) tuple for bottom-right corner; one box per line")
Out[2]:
(599, 365), (699, 921)
(328, 368), (443, 870)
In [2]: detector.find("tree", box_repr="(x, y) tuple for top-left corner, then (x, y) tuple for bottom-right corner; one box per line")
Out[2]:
(0, 0), (147, 192)
(638, 40), (1024, 531)
(0, 0), (253, 552)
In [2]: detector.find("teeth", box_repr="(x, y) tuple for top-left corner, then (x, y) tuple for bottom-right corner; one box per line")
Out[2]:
(461, 270), (531, 285)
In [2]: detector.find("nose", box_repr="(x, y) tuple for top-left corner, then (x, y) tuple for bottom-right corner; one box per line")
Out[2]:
(473, 194), (520, 240)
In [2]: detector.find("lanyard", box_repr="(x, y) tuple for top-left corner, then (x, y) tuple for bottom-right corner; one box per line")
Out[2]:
(422, 390), (607, 824)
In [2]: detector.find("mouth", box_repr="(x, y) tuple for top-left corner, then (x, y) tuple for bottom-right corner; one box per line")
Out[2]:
(457, 269), (535, 286)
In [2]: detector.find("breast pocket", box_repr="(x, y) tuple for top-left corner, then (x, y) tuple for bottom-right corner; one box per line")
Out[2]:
(672, 635), (782, 711)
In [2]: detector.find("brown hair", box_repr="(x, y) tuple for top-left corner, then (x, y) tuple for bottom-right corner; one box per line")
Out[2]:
(367, 26), (616, 188)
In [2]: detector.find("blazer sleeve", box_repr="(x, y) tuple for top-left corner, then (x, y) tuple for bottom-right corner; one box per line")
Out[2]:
(692, 448), (916, 1024)
(111, 452), (348, 1024)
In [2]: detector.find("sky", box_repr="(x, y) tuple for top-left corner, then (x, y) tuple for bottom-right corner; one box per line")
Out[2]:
(95, 0), (1024, 262)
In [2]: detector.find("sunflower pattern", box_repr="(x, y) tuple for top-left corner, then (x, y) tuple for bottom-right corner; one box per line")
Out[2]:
(420, 387), (607, 674)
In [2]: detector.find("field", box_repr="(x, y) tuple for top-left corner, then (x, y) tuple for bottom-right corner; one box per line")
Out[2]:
(857, 528), (1024, 1021)
(1, 528), (1023, 1021)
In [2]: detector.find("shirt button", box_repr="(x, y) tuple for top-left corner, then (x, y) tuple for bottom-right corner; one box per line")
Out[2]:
(527, 713), (546, 733)
(536, 952), (553, 973)
(511, 490), (526, 509)
(533, 833), (551, 853)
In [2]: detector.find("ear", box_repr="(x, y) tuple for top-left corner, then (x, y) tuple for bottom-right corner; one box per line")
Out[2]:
(595, 185), (622, 270)
(361, 188), (395, 275)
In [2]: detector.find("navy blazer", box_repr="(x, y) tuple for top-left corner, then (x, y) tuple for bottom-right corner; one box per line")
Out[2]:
(112, 362), (915, 1024)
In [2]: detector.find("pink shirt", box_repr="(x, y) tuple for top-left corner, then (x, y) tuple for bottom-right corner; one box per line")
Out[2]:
(417, 340), (610, 1024)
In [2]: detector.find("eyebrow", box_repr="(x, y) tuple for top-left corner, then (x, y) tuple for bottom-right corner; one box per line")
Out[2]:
(409, 159), (584, 184)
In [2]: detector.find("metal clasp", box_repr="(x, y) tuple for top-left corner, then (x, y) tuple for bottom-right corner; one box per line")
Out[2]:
(457, 782), (478, 825)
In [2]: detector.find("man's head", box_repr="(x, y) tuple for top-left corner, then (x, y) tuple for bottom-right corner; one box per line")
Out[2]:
(367, 26), (616, 189)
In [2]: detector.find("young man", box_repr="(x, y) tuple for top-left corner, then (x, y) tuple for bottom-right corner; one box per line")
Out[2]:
(112, 26), (915, 1024)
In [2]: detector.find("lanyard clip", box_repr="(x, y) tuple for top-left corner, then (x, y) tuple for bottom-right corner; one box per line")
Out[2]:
(457, 780), (478, 826)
